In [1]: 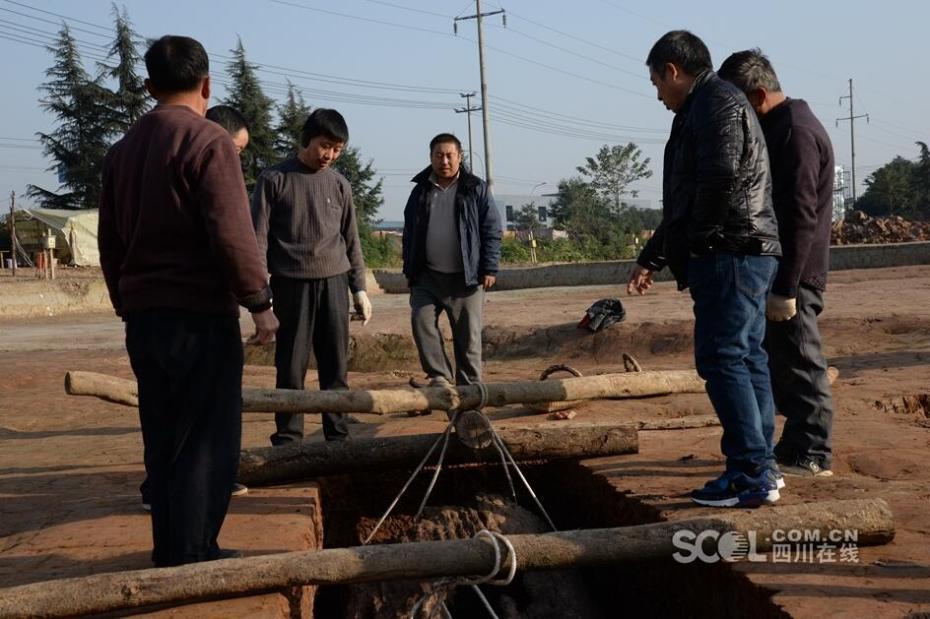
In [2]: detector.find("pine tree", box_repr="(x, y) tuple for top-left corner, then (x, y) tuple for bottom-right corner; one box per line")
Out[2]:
(223, 38), (277, 189)
(333, 147), (384, 230)
(28, 26), (116, 210)
(102, 4), (149, 131)
(274, 82), (311, 159)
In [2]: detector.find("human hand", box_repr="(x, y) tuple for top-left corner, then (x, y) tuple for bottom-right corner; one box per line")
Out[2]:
(482, 274), (497, 289)
(353, 290), (372, 325)
(247, 308), (279, 345)
(766, 294), (797, 321)
(626, 266), (654, 295)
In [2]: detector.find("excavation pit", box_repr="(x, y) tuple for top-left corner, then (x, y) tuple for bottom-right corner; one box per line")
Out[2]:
(311, 460), (788, 618)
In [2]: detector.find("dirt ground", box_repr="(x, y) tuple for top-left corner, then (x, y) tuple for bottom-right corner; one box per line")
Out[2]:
(1, 265), (929, 617)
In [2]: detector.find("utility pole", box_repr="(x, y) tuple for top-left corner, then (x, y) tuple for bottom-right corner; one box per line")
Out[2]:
(9, 191), (16, 277)
(454, 1), (505, 193)
(837, 78), (869, 209)
(454, 92), (480, 170)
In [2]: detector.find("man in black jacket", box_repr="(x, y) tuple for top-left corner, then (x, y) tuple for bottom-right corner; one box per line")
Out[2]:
(402, 133), (501, 387)
(719, 49), (835, 478)
(627, 31), (783, 507)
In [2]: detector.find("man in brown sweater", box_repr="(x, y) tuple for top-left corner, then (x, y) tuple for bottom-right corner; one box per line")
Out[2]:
(99, 35), (277, 567)
(251, 108), (370, 445)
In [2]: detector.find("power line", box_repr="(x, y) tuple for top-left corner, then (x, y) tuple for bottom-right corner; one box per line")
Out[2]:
(269, 0), (451, 37)
(2, 0), (110, 32)
(506, 11), (642, 64)
(210, 50), (463, 96)
(0, 17), (109, 50)
(490, 95), (665, 134)
(356, 0), (451, 19)
(490, 22), (645, 80)
(267, 0), (651, 98)
(0, 10), (665, 147)
(480, 37), (652, 98)
(0, 4), (109, 39)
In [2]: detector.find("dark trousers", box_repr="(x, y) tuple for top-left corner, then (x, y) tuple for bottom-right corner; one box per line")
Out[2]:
(765, 284), (834, 468)
(410, 268), (484, 386)
(271, 274), (349, 444)
(689, 253), (778, 475)
(125, 308), (243, 567)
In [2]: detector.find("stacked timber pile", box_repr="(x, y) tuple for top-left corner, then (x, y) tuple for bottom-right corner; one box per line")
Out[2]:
(832, 210), (930, 244)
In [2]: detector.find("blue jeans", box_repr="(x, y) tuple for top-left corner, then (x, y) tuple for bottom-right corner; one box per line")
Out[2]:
(688, 253), (777, 475)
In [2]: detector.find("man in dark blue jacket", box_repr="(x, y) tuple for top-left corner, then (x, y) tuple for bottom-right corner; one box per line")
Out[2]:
(628, 31), (783, 508)
(402, 133), (502, 386)
(719, 49), (836, 479)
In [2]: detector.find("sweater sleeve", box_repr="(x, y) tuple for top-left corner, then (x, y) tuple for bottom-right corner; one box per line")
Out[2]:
(97, 150), (125, 316)
(194, 136), (271, 311)
(250, 170), (274, 275)
(771, 127), (821, 297)
(340, 180), (368, 293)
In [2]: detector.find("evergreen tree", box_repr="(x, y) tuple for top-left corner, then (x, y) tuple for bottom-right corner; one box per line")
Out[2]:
(102, 4), (149, 131)
(223, 38), (277, 189)
(28, 26), (116, 210)
(333, 147), (384, 230)
(274, 82), (310, 159)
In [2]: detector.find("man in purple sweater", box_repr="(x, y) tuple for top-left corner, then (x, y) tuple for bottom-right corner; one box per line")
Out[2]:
(719, 49), (836, 478)
(99, 35), (278, 566)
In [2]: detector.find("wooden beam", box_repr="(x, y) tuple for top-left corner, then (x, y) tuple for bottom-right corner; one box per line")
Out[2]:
(65, 369), (706, 415)
(0, 499), (893, 619)
(238, 422), (639, 485)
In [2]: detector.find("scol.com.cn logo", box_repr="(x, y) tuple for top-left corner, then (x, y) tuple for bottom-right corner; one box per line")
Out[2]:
(672, 528), (860, 564)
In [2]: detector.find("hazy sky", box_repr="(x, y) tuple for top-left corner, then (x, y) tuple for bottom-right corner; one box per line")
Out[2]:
(0, 0), (926, 220)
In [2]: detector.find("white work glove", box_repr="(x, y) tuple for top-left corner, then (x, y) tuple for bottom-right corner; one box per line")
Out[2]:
(766, 294), (797, 322)
(353, 290), (372, 325)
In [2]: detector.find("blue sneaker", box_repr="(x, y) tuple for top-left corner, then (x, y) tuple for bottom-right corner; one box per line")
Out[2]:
(768, 468), (786, 490)
(691, 470), (780, 508)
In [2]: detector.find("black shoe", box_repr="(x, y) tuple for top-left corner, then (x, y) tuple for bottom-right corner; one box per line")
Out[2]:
(778, 457), (833, 478)
(215, 548), (244, 560)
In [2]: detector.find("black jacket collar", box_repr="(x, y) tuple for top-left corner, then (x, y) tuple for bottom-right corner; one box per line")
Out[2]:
(411, 166), (480, 190)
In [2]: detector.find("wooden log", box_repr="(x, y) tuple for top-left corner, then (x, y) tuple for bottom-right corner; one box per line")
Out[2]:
(0, 499), (893, 619)
(238, 422), (639, 485)
(65, 371), (138, 407)
(636, 415), (720, 431)
(65, 369), (706, 415)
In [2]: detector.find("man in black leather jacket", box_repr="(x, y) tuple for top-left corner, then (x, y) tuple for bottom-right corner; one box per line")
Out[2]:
(627, 30), (783, 508)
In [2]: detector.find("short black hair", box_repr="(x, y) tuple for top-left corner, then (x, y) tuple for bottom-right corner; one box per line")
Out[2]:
(206, 105), (249, 135)
(144, 35), (209, 93)
(718, 49), (782, 94)
(646, 30), (712, 78)
(429, 133), (462, 153)
(299, 108), (348, 147)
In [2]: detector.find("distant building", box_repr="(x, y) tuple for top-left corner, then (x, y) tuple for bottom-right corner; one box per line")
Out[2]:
(374, 220), (404, 232)
(496, 193), (559, 233)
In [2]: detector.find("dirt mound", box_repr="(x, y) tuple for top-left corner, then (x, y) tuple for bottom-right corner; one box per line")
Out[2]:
(832, 211), (930, 245)
(243, 321), (696, 373)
